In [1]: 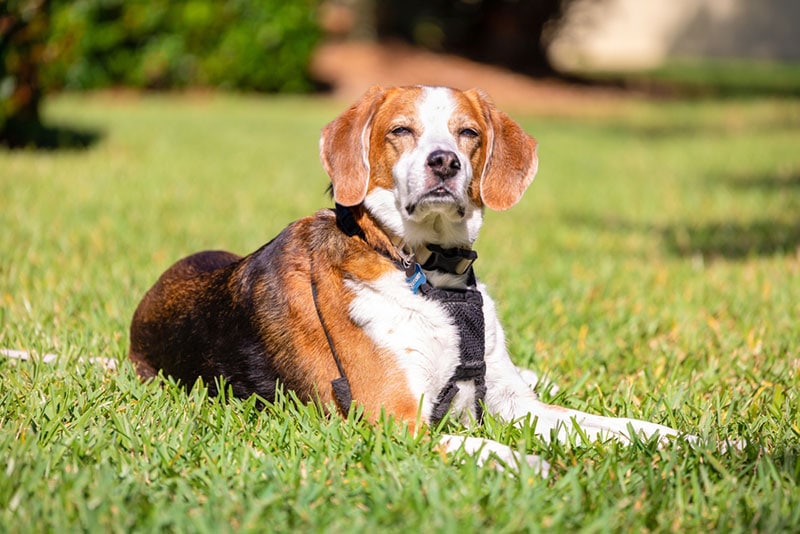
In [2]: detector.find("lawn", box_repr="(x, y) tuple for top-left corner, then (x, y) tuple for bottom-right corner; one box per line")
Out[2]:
(1, 89), (799, 532)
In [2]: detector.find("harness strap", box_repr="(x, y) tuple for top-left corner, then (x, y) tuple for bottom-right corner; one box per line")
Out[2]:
(309, 258), (352, 416)
(424, 285), (486, 425)
(417, 244), (477, 276)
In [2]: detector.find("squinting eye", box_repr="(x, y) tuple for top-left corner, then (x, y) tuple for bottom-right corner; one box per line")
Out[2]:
(460, 128), (479, 138)
(390, 126), (412, 136)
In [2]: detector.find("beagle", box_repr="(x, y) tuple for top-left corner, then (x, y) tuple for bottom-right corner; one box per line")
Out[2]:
(129, 86), (686, 471)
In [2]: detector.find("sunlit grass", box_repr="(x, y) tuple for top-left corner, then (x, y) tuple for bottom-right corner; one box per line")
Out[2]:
(1, 91), (799, 531)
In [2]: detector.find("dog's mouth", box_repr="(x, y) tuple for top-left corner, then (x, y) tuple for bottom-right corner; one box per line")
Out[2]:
(427, 185), (454, 199)
(405, 186), (465, 217)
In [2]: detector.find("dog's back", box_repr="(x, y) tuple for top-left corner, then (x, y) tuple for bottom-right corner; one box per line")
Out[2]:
(129, 249), (274, 397)
(128, 213), (359, 405)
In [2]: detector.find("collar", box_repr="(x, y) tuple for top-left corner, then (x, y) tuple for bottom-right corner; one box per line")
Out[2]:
(413, 243), (477, 276)
(334, 203), (477, 276)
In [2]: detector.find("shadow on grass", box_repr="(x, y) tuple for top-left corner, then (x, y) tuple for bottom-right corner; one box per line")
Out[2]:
(601, 110), (800, 141)
(577, 58), (800, 100)
(565, 168), (800, 260)
(720, 172), (800, 191)
(661, 220), (800, 259)
(565, 215), (799, 261)
(632, 120), (799, 141)
(0, 122), (102, 150)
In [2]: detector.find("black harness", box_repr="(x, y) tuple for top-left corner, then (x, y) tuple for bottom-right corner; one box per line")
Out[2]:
(310, 204), (487, 425)
(422, 283), (486, 425)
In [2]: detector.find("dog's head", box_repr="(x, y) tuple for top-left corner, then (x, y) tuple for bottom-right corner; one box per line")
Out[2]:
(320, 86), (538, 247)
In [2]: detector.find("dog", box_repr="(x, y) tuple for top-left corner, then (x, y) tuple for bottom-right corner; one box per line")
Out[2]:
(129, 85), (688, 472)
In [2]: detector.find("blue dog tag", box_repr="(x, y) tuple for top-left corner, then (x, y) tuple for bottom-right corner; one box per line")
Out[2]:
(405, 263), (427, 294)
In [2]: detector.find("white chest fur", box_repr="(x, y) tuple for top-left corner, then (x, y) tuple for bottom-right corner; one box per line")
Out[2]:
(346, 270), (480, 424)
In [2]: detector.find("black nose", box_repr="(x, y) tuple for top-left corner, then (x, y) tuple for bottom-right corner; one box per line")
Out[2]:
(426, 150), (461, 179)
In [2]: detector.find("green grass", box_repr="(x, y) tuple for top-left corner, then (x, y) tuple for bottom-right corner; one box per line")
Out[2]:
(585, 58), (800, 98)
(1, 91), (799, 531)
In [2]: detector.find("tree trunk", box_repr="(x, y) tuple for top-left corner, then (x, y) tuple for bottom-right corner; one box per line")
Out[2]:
(0, 0), (50, 147)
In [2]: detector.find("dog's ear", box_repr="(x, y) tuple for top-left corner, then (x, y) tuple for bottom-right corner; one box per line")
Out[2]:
(319, 86), (385, 206)
(465, 89), (538, 211)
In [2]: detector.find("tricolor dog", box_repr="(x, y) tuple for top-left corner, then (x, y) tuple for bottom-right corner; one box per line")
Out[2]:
(129, 86), (687, 470)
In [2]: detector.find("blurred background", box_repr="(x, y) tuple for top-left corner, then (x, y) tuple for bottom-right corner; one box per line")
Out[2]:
(3, 0), (800, 147)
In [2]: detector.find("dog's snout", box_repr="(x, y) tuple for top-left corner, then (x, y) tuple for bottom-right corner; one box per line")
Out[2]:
(426, 150), (461, 179)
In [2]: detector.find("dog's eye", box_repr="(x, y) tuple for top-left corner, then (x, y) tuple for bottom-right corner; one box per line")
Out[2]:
(460, 128), (479, 138)
(390, 126), (413, 136)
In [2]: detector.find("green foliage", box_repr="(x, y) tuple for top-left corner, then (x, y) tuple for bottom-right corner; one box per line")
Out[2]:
(1, 93), (799, 530)
(43, 0), (321, 92)
(0, 0), (49, 144)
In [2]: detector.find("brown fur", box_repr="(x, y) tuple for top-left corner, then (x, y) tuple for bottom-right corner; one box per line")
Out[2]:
(129, 211), (417, 419)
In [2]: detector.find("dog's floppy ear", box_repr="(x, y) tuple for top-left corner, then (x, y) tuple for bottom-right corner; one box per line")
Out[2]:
(319, 86), (385, 206)
(466, 89), (538, 211)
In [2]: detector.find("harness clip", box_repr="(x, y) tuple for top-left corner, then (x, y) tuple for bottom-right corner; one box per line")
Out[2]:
(405, 263), (428, 294)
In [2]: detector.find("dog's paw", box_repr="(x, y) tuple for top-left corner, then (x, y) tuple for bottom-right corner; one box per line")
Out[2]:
(516, 366), (559, 395)
(682, 433), (748, 454)
(438, 435), (550, 477)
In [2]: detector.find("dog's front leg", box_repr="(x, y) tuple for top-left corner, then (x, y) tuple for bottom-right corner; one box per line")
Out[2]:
(481, 297), (686, 447)
(486, 369), (684, 446)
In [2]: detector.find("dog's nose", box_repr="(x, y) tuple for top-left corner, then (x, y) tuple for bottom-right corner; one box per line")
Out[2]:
(427, 150), (461, 179)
